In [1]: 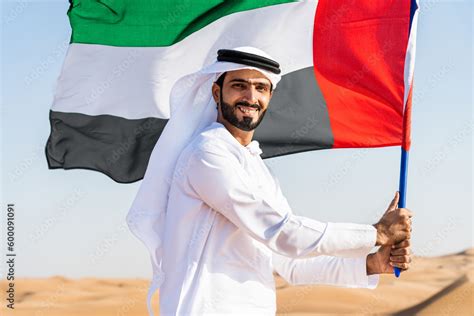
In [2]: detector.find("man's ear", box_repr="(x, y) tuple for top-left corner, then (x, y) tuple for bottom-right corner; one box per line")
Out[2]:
(212, 83), (220, 104)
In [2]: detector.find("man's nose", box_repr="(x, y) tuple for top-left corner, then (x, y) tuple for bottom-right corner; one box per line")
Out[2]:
(242, 86), (258, 104)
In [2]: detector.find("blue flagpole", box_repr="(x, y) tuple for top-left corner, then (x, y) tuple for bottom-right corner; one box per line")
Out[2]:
(394, 147), (409, 277)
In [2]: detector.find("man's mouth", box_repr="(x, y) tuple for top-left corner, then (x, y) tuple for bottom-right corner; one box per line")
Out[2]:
(236, 105), (259, 115)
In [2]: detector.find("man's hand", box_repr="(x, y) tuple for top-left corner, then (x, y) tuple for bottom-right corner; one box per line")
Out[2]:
(373, 192), (412, 246)
(366, 239), (412, 275)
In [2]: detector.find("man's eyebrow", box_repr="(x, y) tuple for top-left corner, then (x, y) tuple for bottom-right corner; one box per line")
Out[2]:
(228, 78), (271, 87)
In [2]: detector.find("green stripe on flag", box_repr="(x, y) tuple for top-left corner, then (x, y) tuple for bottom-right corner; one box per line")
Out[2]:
(68, 0), (297, 47)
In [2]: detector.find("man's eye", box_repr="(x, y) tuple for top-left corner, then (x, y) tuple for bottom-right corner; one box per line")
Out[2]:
(256, 85), (268, 91)
(233, 84), (244, 88)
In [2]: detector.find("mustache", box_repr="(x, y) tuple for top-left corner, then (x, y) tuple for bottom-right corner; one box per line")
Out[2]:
(235, 101), (261, 110)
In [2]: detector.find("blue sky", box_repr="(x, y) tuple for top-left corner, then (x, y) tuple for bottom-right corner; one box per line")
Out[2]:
(1, 0), (472, 278)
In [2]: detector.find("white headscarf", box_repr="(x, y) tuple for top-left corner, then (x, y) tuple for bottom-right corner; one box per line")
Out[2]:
(126, 46), (281, 315)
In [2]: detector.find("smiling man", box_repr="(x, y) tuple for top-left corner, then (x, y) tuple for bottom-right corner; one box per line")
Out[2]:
(214, 69), (272, 134)
(128, 47), (413, 316)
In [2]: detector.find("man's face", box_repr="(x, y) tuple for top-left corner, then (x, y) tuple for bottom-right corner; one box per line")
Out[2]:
(213, 69), (273, 131)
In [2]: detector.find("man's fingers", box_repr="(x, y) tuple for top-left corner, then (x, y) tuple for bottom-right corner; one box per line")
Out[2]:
(385, 191), (399, 214)
(399, 208), (413, 218)
(390, 262), (410, 270)
(392, 239), (411, 249)
(390, 255), (411, 263)
(391, 247), (411, 256)
(398, 209), (413, 234)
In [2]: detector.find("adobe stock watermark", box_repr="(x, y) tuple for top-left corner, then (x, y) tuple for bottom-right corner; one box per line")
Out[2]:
(278, 272), (328, 315)
(3, 0), (30, 26)
(88, 220), (129, 265)
(105, 119), (160, 167)
(33, 282), (66, 316)
(8, 144), (44, 183)
(28, 188), (86, 243)
(418, 120), (473, 178)
(24, 39), (69, 86)
(412, 60), (455, 106)
(5, 204), (16, 310)
(268, 113), (325, 158)
(322, 148), (370, 193)
(414, 216), (456, 258)
(84, 49), (141, 106)
(115, 283), (149, 316)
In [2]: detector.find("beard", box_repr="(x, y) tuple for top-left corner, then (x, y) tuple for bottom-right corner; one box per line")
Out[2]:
(219, 93), (267, 131)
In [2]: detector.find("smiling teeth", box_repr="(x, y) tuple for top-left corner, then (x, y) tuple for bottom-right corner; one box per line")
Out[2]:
(238, 106), (257, 113)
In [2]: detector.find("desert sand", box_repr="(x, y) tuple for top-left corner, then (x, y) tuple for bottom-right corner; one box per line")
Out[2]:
(1, 249), (472, 315)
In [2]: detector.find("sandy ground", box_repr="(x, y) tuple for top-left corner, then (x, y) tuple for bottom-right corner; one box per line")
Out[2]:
(1, 249), (472, 315)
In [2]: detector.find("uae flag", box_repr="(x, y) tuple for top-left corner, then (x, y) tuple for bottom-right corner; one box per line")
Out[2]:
(46, 0), (419, 183)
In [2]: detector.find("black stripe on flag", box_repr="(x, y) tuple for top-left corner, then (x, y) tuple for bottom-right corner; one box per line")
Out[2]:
(45, 110), (167, 183)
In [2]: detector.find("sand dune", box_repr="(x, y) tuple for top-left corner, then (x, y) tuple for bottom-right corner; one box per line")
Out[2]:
(1, 249), (472, 315)
(393, 274), (472, 316)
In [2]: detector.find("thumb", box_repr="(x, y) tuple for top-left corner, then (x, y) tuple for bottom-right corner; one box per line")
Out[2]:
(384, 191), (399, 214)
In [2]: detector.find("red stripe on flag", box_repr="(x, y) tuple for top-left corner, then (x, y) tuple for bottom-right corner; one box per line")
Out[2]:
(313, 0), (411, 148)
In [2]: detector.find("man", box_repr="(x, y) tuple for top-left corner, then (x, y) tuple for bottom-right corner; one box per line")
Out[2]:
(127, 47), (412, 316)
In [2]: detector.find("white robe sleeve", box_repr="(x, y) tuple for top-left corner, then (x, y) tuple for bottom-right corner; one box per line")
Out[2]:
(186, 148), (377, 258)
(271, 252), (379, 288)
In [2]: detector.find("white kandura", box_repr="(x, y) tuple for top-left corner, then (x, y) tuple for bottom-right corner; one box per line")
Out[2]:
(158, 121), (379, 315)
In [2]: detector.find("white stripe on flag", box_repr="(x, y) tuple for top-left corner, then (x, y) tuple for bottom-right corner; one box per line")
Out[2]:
(403, 0), (419, 107)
